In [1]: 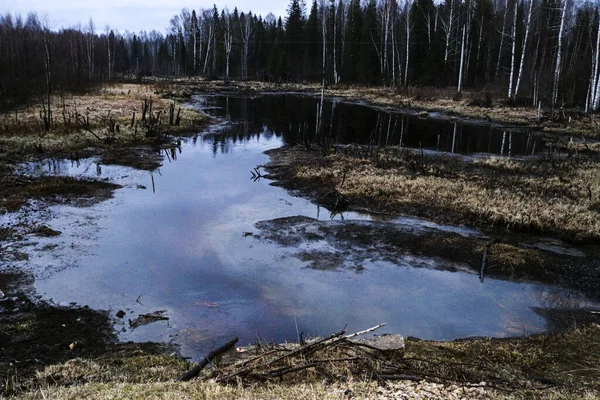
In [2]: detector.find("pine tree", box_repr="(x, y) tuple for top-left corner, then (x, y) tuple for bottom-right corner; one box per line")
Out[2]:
(285, 0), (306, 80)
(359, 0), (380, 84)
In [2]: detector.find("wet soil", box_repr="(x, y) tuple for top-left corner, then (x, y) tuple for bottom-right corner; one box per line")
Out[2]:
(100, 147), (165, 171)
(0, 175), (120, 213)
(0, 270), (179, 396)
(0, 271), (113, 391)
(261, 142), (600, 301)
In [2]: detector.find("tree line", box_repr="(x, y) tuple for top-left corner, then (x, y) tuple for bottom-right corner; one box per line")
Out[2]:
(1, 0), (600, 111)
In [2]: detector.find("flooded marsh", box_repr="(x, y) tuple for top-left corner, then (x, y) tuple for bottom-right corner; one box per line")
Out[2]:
(1, 94), (598, 362)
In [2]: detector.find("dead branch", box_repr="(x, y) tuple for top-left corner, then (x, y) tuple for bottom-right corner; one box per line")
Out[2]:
(344, 323), (386, 339)
(179, 337), (239, 382)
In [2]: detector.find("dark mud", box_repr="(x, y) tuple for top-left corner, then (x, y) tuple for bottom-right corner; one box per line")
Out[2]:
(0, 271), (114, 391)
(0, 175), (120, 213)
(254, 215), (600, 301)
(0, 270), (180, 396)
(100, 147), (165, 171)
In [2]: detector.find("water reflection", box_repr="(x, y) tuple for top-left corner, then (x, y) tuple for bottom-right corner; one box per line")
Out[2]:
(192, 94), (544, 156)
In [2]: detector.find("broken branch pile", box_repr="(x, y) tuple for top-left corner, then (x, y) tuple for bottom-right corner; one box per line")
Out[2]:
(178, 322), (569, 393)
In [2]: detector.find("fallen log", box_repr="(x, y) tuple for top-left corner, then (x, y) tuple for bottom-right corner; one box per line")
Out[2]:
(178, 337), (239, 382)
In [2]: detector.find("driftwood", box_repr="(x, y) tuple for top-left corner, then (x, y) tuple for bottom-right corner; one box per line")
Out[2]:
(178, 337), (239, 382)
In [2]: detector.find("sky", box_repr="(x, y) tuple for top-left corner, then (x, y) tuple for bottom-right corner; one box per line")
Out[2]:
(1, 0), (289, 34)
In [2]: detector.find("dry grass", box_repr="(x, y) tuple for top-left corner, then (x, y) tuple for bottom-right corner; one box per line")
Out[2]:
(406, 325), (600, 394)
(13, 380), (398, 400)
(0, 82), (209, 162)
(273, 145), (600, 242)
(9, 326), (600, 400)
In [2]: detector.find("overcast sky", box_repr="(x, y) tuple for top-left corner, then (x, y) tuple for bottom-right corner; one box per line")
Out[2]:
(2, 0), (289, 34)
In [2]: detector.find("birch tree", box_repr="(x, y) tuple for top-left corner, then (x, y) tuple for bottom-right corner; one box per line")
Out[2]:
(222, 8), (234, 82)
(591, 4), (600, 111)
(507, 0), (518, 98)
(202, 9), (214, 75)
(331, 0), (340, 83)
(495, 0), (509, 81)
(552, 0), (567, 107)
(442, 0), (456, 63)
(513, 0), (533, 99)
(240, 12), (253, 80)
(458, 23), (466, 92)
(404, 0), (412, 87)
(191, 10), (199, 73)
(86, 18), (95, 81)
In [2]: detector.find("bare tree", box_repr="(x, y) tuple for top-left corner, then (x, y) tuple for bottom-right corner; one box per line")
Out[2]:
(105, 26), (112, 80)
(442, 0), (456, 63)
(222, 8), (235, 82)
(86, 18), (95, 81)
(458, 23), (466, 92)
(507, 0), (518, 98)
(495, 0), (509, 81)
(191, 10), (199, 73)
(592, 4), (600, 111)
(240, 12), (254, 81)
(552, 0), (567, 107)
(405, 0), (412, 87)
(513, 0), (534, 100)
(43, 23), (52, 131)
(202, 9), (214, 75)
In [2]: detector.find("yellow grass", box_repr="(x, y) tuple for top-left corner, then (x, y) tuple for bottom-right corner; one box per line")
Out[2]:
(10, 326), (600, 400)
(279, 146), (600, 242)
(0, 83), (209, 160)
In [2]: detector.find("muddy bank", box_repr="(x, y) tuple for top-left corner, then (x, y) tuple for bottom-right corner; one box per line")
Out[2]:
(260, 143), (600, 300)
(264, 145), (600, 243)
(254, 215), (600, 302)
(0, 271), (114, 383)
(0, 270), (183, 396)
(0, 175), (120, 214)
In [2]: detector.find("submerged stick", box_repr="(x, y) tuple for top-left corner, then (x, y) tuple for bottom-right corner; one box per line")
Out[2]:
(480, 239), (498, 283)
(179, 337), (239, 382)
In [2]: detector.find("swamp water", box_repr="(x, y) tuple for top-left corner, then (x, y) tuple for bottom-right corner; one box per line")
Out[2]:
(3, 94), (597, 360)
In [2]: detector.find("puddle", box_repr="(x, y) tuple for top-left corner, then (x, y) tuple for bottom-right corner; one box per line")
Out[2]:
(1, 94), (597, 361)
